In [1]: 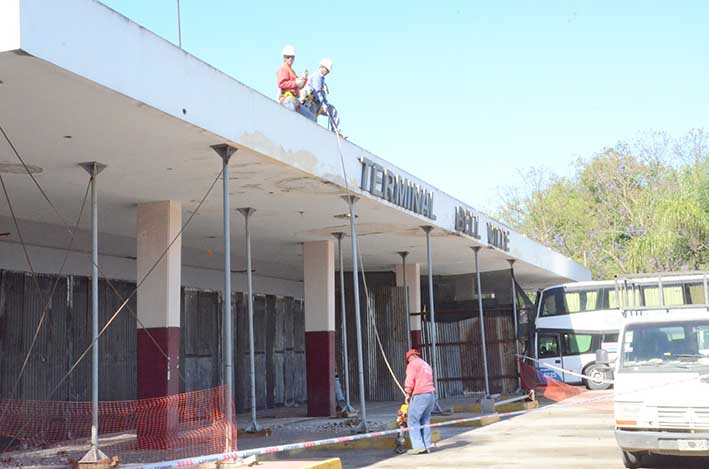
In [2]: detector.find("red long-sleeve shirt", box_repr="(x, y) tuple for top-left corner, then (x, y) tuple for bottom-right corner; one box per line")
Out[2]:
(276, 64), (303, 100)
(404, 357), (435, 396)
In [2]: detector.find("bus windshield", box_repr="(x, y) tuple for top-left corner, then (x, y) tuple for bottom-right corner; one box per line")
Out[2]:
(620, 321), (709, 371)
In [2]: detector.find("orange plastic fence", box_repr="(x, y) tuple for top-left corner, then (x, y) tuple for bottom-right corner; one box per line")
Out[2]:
(0, 386), (236, 462)
(519, 359), (612, 413)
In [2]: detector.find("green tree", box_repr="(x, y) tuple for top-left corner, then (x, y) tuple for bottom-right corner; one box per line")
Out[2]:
(498, 131), (709, 278)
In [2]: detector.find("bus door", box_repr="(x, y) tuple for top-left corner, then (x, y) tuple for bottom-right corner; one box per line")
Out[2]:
(537, 333), (564, 382)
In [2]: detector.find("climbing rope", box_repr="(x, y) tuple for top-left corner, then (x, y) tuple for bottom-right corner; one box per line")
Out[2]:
(326, 108), (407, 398)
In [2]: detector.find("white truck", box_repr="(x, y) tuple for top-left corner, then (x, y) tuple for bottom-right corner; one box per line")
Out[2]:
(613, 272), (709, 468)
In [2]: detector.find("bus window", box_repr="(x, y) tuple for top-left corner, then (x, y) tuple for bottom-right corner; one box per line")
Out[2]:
(606, 288), (619, 309)
(561, 333), (593, 356)
(602, 333), (619, 352)
(642, 285), (685, 306)
(687, 283), (707, 305)
(541, 290), (561, 317)
(565, 292), (581, 313)
(664, 286), (684, 305)
(603, 333), (619, 343)
(539, 335), (560, 358)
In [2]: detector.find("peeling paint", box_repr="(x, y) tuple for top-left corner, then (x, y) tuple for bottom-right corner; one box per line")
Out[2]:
(239, 131), (320, 175)
(275, 176), (342, 195)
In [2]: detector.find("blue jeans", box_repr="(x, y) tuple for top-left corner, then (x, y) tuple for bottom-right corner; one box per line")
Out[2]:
(282, 94), (315, 120)
(304, 101), (341, 131)
(408, 392), (434, 449)
(335, 375), (345, 404)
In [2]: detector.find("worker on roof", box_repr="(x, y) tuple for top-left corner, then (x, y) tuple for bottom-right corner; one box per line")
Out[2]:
(276, 44), (314, 119)
(403, 349), (435, 455)
(302, 58), (341, 133)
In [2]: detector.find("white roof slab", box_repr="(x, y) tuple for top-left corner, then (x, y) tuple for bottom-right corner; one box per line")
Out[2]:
(0, 0), (591, 289)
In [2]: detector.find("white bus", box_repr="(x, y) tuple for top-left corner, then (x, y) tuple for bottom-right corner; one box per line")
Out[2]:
(532, 273), (709, 390)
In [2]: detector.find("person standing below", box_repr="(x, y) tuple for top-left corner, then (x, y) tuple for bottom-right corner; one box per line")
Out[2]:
(303, 58), (341, 132)
(276, 44), (314, 119)
(403, 349), (435, 455)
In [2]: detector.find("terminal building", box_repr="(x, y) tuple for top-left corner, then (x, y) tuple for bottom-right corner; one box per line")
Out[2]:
(0, 0), (590, 432)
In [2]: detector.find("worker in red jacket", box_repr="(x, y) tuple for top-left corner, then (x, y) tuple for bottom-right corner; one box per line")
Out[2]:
(404, 349), (435, 455)
(276, 45), (315, 120)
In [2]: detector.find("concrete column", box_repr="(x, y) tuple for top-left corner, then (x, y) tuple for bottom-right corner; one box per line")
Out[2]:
(395, 262), (422, 349)
(136, 201), (182, 447)
(303, 240), (336, 417)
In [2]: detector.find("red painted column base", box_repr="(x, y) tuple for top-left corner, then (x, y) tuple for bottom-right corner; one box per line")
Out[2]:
(411, 330), (422, 351)
(305, 330), (336, 417)
(137, 327), (180, 450)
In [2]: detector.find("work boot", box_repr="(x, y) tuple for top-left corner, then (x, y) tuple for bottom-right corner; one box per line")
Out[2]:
(405, 448), (426, 455)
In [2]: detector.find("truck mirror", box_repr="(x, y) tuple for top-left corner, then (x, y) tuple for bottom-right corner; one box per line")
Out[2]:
(596, 349), (609, 365)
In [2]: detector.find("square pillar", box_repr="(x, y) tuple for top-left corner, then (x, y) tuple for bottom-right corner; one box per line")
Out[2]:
(303, 240), (336, 417)
(395, 262), (422, 349)
(136, 201), (182, 448)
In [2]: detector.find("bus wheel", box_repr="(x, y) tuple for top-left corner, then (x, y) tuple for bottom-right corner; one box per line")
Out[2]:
(621, 450), (643, 468)
(583, 363), (612, 390)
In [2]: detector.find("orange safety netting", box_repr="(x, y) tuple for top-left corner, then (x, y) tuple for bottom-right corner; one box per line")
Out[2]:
(0, 386), (236, 462)
(519, 359), (613, 413)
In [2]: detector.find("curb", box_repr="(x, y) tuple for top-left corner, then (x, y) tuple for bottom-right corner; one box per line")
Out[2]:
(301, 458), (342, 469)
(290, 430), (442, 452)
(451, 400), (539, 414)
(430, 413), (500, 427)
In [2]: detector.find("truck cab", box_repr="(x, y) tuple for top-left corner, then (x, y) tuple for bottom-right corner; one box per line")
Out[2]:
(614, 308), (709, 467)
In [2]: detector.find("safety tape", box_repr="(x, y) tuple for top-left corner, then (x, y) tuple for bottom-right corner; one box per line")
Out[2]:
(519, 355), (616, 385)
(131, 360), (709, 469)
(494, 393), (532, 407)
(129, 409), (528, 469)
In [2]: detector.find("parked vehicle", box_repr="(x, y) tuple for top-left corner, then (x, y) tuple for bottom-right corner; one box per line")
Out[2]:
(533, 272), (709, 390)
(612, 272), (709, 468)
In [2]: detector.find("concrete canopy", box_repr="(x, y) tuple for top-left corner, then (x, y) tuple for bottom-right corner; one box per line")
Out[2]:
(0, 0), (590, 295)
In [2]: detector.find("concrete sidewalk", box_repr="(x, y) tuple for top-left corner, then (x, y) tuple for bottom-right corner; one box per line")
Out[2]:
(305, 392), (709, 468)
(236, 395), (508, 452)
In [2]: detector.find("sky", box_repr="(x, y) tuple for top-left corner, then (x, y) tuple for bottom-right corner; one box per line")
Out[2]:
(100, 0), (709, 213)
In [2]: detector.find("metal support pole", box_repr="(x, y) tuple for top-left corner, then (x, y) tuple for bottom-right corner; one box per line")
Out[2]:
(659, 276), (665, 307)
(422, 226), (444, 413)
(342, 196), (367, 432)
(78, 162), (107, 464)
(508, 259), (522, 393)
(703, 273), (708, 306)
(211, 144), (237, 452)
(472, 246), (494, 413)
(333, 232), (355, 414)
(397, 251), (412, 351)
(239, 208), (262, 433)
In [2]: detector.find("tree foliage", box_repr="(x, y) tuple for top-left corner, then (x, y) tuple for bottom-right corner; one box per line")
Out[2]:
(498, 130), (709, 279)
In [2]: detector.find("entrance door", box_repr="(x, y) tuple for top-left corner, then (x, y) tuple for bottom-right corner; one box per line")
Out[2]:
(537, 333), (564, 382)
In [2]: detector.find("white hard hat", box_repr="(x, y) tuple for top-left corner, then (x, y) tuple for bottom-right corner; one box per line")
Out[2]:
(282, 44), (296, 56)
(320, 57), (333, 72)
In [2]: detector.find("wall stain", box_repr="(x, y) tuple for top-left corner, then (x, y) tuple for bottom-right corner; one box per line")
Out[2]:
(239, 131), (320, 175)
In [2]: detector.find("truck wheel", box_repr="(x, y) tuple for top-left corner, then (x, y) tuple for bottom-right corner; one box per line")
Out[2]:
(621, 450), (643, 468)
(583, 363), (612, 390)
